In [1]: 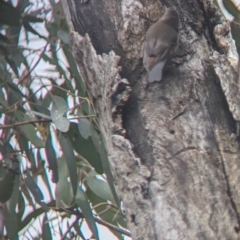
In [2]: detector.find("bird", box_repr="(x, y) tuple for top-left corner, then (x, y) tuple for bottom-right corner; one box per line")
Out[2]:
(142, 7), (179, 83)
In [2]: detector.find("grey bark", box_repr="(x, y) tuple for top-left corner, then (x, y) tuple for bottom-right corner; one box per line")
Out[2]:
(62, 0), (240, 239)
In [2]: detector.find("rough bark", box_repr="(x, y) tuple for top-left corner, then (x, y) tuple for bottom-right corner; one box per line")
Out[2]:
(62, 0), (240, 239)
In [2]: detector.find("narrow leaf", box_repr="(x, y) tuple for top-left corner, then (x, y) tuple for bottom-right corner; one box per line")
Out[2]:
(62, 45), (86, 96)
(17, 191), (25, 223)
(0, 171), (15, 203)
(15, 111), (45, 148)
(76, 187), (99, 240)
(23, 15), (44, 23)
(86, 170), (115, 204)
(98, 134), (120, 207)
(23, 20), (45, 39)
(19, 208), (45, 231)
(45, 133), (58, 183)
(78, 117), (91, 140)
(5, 56), (19, 77)
(68, 122), (103, 173)
(3, 175), (19, 240)
(42, 213), (52, 240)
(51, 95), (70, 132)
(28, 110), (51, 119)
(57, 30), (69, 44)
(59, 133), (78, 197)
(87, 189), (126, 239)
(42, 54), (58, 65)
(73, 222), (87, 240)
(25, 171), (48, 210)
(0, 1), (21, 27)
(55, 157), (73, 207)
(0, 88), (8, 108)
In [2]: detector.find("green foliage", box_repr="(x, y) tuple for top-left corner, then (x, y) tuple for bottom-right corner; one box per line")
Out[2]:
(50, 95), (70, 132)
(0, 169), (16, 204)
(0, 0), (128, 239)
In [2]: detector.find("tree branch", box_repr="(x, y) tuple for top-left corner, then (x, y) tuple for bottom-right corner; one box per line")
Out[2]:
(0, 119), (51, 129)
(94, 216), (131, 237)
(60, 216), (80, 240)
(59, 207), (131, 237)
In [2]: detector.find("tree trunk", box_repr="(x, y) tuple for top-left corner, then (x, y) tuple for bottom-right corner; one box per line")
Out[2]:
(61, 0), (240, 239)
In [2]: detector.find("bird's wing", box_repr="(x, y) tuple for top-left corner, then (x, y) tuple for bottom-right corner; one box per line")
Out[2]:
(146, 38), (170, 61)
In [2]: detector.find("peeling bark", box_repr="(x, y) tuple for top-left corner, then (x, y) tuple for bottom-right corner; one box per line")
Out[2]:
(62, 0), (240, 239)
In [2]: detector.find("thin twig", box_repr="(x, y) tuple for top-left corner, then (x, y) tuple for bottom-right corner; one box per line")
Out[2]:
(69, 115), (96, 120)
(18, 44), (49, 85)
(95, 217), (131, 237)
(60, 216), (80, 240)
(44, 84), (90, 101)
(58, 207), (131, 237)
(0, 115), (96, 130)
(4, 85), (46, 115)
(21, 86), (45, 106)
(232, 20), (240, 26)
(0, 119), (51, 129)
(93, 202), (118, 211)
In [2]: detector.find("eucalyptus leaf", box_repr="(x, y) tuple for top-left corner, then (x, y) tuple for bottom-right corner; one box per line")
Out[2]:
(89, 124), (120, 205)
(78, 117), (91, 139)
(0, 171), (15, 203)
(55, 157), (73, 207)
(41, 166), (55, 200)
(18, 135), (36, 167)
(29, 99), (51, 117)
(21, 183), (35, 209)
(0, 1), (21, 27)
(53, 116), (70, 132)
(42, 213), (52, 240)
(73, 222), (87, 240)
(15, 111), (45, 148)
(28, 110), (51, 119)
(76, 187), (99, 240)
(7, 86), (22, 107)
(23, 15), (44, 23)
(5, 55), (19, 77)
(62, 45), (86, 96)
(3, 202), (19, 240)
(57, 29), (69, 44)
(87, 189), (127, 239)
(3, 175), (19, 240)
(59, 133), (78, 197)
(45, 133), (58, 183)
(25, 171), (48, 210)
(86, 170), (115, 203)
(17, 191), (25, 223)
(23, 20), (45, 39)
(0, 88), (8, 108)
(42, 53), (58, 65)
(50, 95), (70, 132)
(51, 95), (69, 115)
(19, 208), (45, 231)
(68, 122), (103, 174)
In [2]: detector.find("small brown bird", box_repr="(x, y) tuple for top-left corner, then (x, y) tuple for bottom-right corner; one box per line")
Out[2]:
(142, 8), (179, 83)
